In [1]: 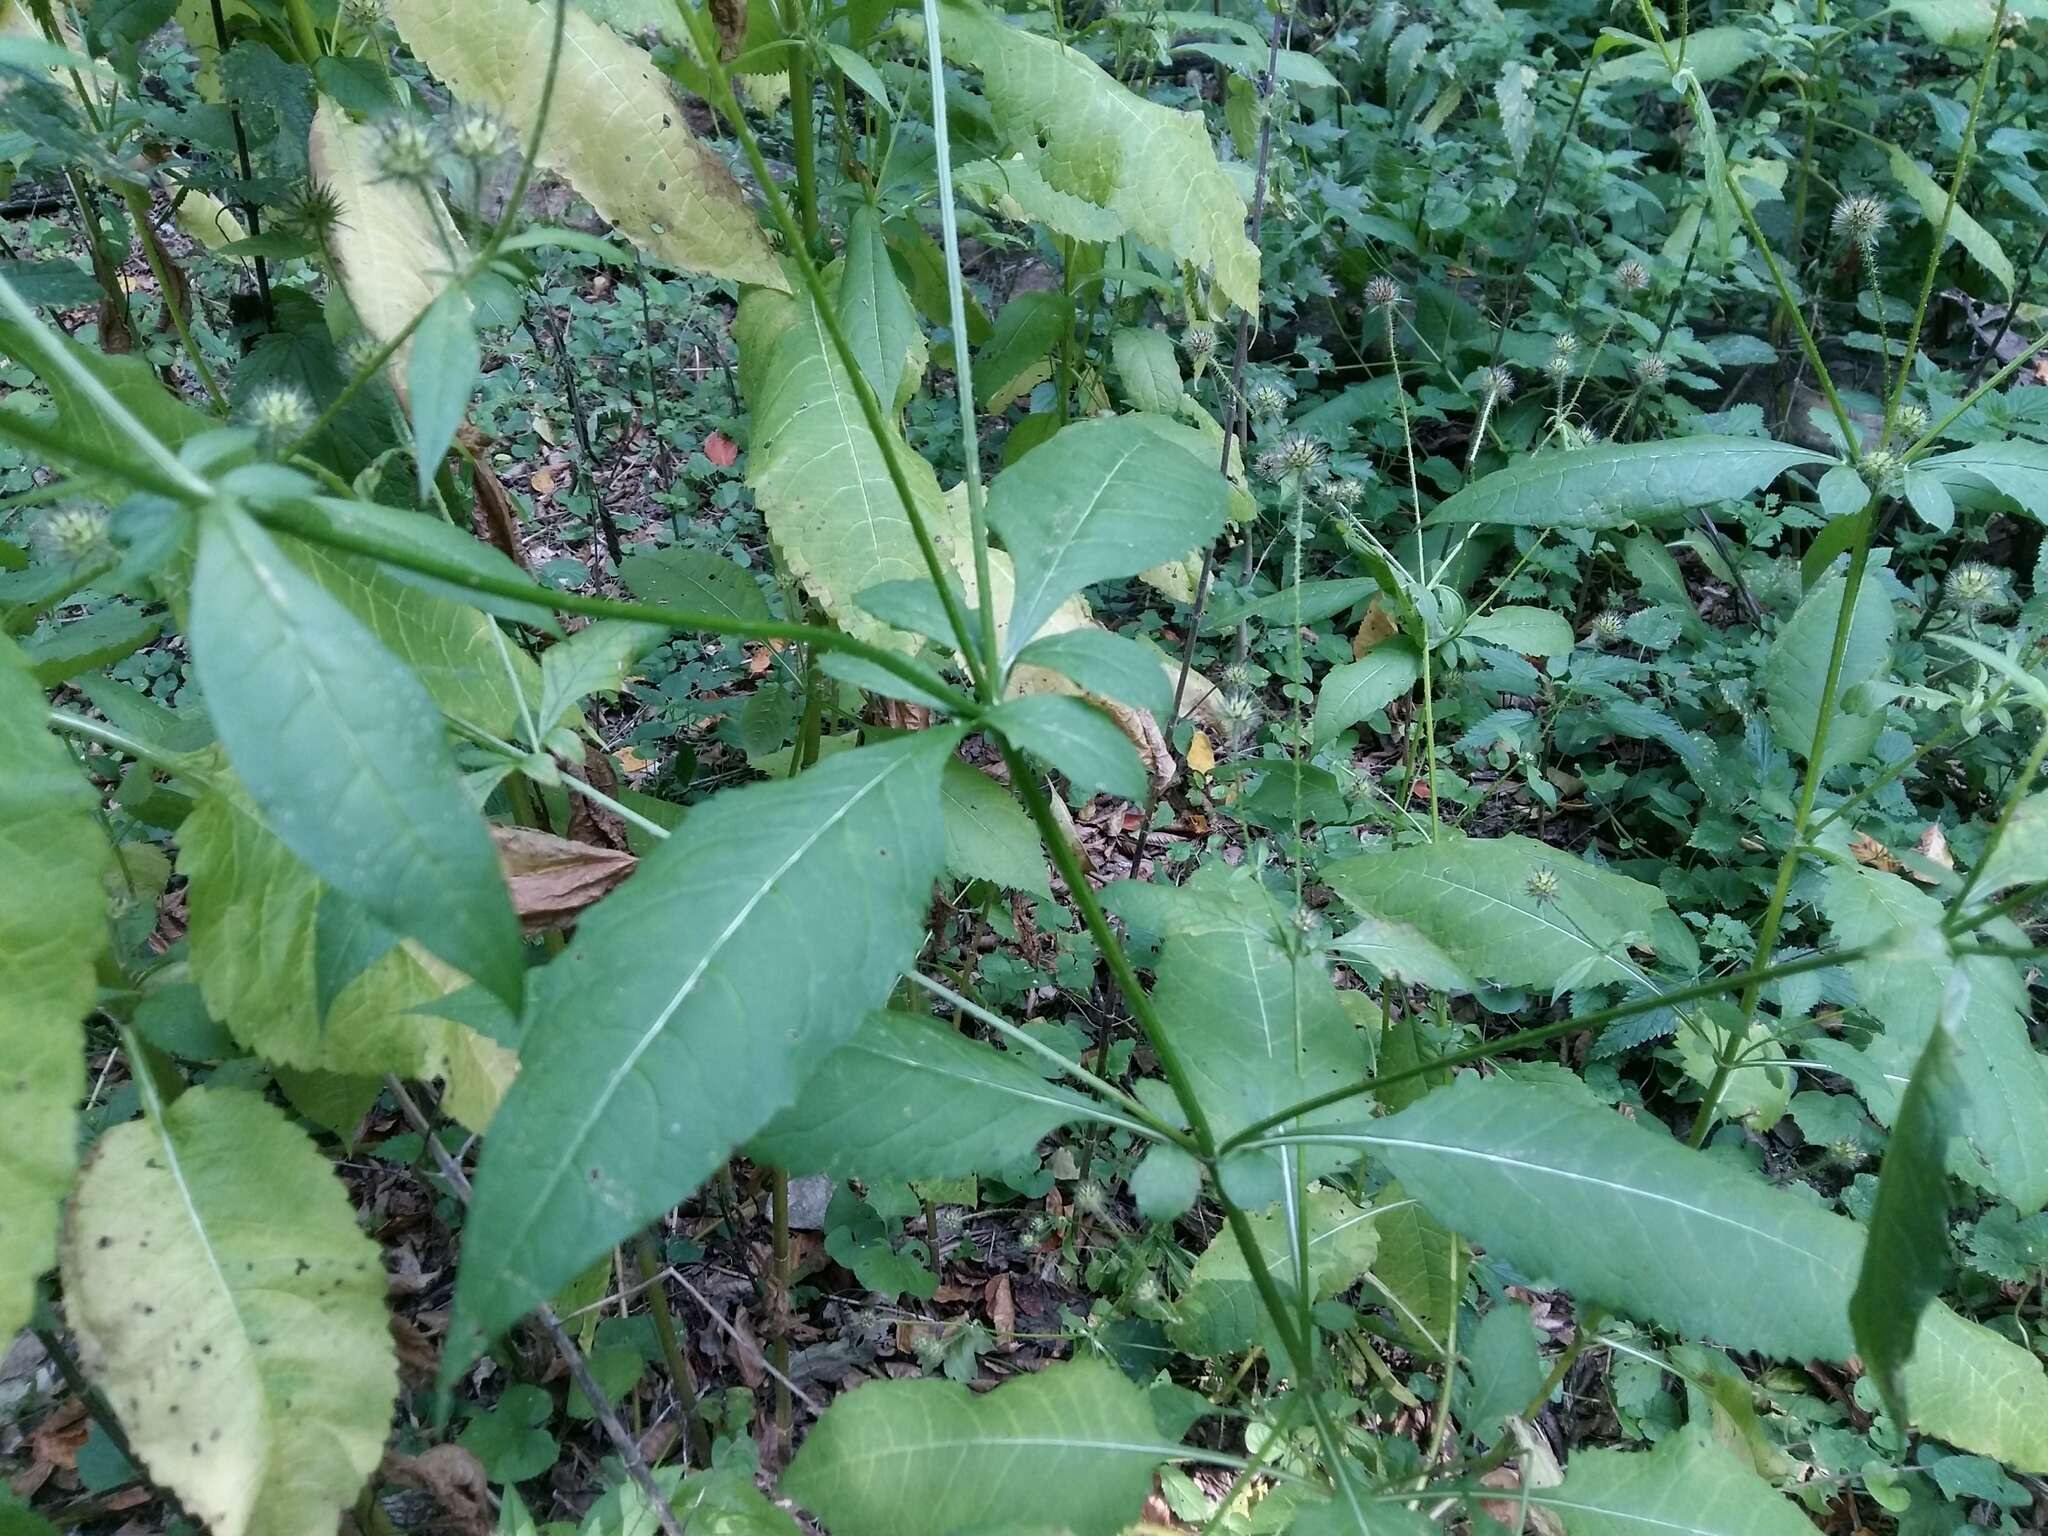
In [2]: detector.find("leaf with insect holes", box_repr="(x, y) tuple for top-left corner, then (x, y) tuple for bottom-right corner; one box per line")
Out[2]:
(1426, 438), (1831, 529)
(190, 506), (523, 1011)
(784, 1359), (1164, 1536)
(62, 1087), (396, 1536)
(750, 1010), (1108, 1183)
(0, 635), (109, 1340)
(1327, 1076), (2048, 1469)
(443, 733), (953, 1384)
(386, 0), (785, 288)
(308, 100), (471, 378)
(940, 0), (1257, 311)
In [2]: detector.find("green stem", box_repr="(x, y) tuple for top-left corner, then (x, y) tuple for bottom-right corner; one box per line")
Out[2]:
(1948, 720), (2048, 920)
(119, 188), (227, 411)
(47, 708), (210, 783)
(631, 1232), (709, 1466)
(283, 0), (322, 62)
(787, 44), (820, 249)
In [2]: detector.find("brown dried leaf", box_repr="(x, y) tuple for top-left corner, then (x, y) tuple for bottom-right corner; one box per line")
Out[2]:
(384, 1446), (492, 1536)
(489, 826), (637, 934)
(1848, 833), (1901, 873)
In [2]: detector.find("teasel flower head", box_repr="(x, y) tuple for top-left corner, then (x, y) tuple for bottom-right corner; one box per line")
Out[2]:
(245, 383), (311, 451)
(35, 505), (111, 565)
(373, 117), (438, 182)
(1589, 609), (1627, 647)
(449, 109), (511, 163)
(1524, 865), (1561, 904)
(1945, 560), (2012, 616)
(1614, 258), (1650, 294)
(1831, 194), (1889, 257)
(1633, 352), (1669, 389)
(1363, 274), (1403, 311)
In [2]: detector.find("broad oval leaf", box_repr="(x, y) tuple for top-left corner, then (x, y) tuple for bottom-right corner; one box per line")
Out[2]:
(987, 414), (1231, 665)
(1013, 626), (1173, 720)
(937, 757), (1053, 898)
(838, 203), (918, 412)
(940, 0), (1257, 312)
(1324, 1076), (2048, 1469)
(386, 0), (786, 289)
(1322, 832), (1695, 993)
(0, 634), (109, 1337)
(190, 507), (524, 1009)
(1914, 440), (2048, 523)
(1313, 638), (1422, 743)
(444, 733), (952, 1380)
(749, 1009), (1106, 1182)
(990, 693), (1148, 801)
(1763, 571), (1894, 772)
(1425, 438), (1831, 529)
(1526, 1431), (1823, 1536)
(62, 1086), (396, 1536)
(783, 1359), (1164, 1536)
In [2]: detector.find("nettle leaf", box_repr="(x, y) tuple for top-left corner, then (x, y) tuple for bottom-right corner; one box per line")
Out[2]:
(750, 1010), (1106, 1183)
(783, 1359), (1164, 1536)
(1526, 1431), (1820, 1536)
(308, 99), (470, 377)
(1464, 1299), (1544, 1436)
(1764, 571), (1894, 772)
(1886, 144), (2014, 294)
(987, 413), (1231, 666)
(1326, 1076), (2048, 1470)
(1425, 438), (1831, 529)
(1314, 638), (1422, 744)
(62, 1086), (396, 1536)
(386, 0), (786, 289)
(1170, 1188), (1381, 1359)
(938, 758), (1053, 899)
(1462, 605), (1573, 660)
(742, 281), (962, 652)
(0, 635), (110, 1338)
(1851, 1007), (1966, 1426)
(445, 734), (952, 1380)
(939, 0), (1258, 312)
(1322, 832), (1694, 993)
(177, 775), (517, 1132)
(190, 506), (523, 1009)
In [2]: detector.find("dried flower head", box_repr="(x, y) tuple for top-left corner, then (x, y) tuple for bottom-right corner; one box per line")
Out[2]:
(373, 118), (438, 182)
(35, 505), (111, 564)
(1945, 560), (2013, 616)
(1615, 258), (1650, 293)
(1181, 324), (1217, 361)
(1633, 352), (1669, 388)
(1524, 866), (1561, 904)
(449, 109), (510, 163)
(1246, 382), (1289, 421)
(1831, 194), (1889, 253)
(277, 180), (344, 244)
(1363, 275), (1403, 311)
(1216, 687), (1261, 741)
(1590, 609), (1627, 646)
(1277, 434), (1326, 474)
(1324, 476), (1363, 509)
(1478, 365), (1515, 403)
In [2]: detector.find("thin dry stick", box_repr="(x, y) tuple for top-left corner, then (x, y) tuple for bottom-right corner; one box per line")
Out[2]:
(382, 1078), (688, 1536)
(660, 1268), (825, 1415)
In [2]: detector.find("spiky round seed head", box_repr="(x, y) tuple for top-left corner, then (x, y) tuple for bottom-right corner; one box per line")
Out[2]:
(911, 1332), (947, 1369)
(1073, 1178), (1109, 1217)
(1524, 866), (1561, 904)
(1181, 324), (1217, 360)
(1589, 609), (1626, 646)
(1544, 352), (1574, 383)
(1831, 194), (1889, 251)
(373, 118), (438, 181)
(449, 110), (510, 162)
(246, 383), (311, 438)
(341, 0), (383, 28)
(1324, 476), (1363, 509)
(35, 505), (111, 564)
(1479, 365), (1515, 403)
(1216, 688), (1260, 738)
(1290, 905), (1318, 936)
(1857, 447), (1904, 491)
(1633, 352), (1669, 388)
(1895, 402), (1930, 440)
(1945, 560), (2012, 615)
(1219, 661), (1257, 693)
(1550, 332), (1580, 359)
(341, 333), (385, 377)
(1277, 434), (1326, 474)
(1363, 275), (1403, 311)
(1615, 258), (1650, 293)
(1247, 383), (1289, 420)
(278, 180), (344, 242)
(1130, 1272), (1164, 1307)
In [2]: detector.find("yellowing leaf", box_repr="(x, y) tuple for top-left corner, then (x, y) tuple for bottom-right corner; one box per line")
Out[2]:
(309, 100), (471, 376)
(1186, 730), (1215, 773)
(940, 0), (1257, 312)
(62, 1086), (396, 1536)
(0, 635), (110, 1338)
(387, 0), (786, 289)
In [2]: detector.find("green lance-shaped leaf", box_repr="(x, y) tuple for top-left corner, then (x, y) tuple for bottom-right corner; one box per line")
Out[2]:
(937, 757), (1053, 899)
(444, 733), (952, 1382)
(1463, 1299), (1545, 1437)
(783, 1359), (1164, 1536)
(741, 282), (963, 652)
(750, 1010), (1107, 1183)
(1970, 791), (2048, 899)
(989, 693), (1148, 801)
(190, 506), (523, 1009)
(987, 413), (1231, 666)
(1170, 1188), (1381, 1359)
(1425, 438), (1832, 529)
(1313, 638), (1422, 744)
(1012, 627), (1171, 719)
(385, 0), (786, 289)
(1524, 1430), (1824, 1536)
(1326, 1075), (2048, 1470)
(1763, 572), (1894, 773)
(1851, 999), (1966, 1427)
(939, 0), (1257, 312)
(1886, 144), (2014, 294)
(1109, 326), (1184, 414)
(837, 204), (918, 413)
(0, 634), (110, 1338)
(408, 288), (479, 499)
(535, 620), (667, 739)
(61, 1086), (397, 1536)
(1322, 832), (1695, 994)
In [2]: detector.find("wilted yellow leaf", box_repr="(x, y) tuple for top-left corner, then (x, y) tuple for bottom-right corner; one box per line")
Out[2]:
(1186, 731), (1215, 773)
